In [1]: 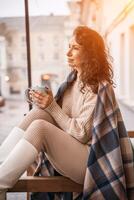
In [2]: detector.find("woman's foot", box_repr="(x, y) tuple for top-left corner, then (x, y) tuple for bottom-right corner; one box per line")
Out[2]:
(0, 139), (38, 191)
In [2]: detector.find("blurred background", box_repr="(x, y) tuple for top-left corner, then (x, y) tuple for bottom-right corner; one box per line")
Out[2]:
(0, 0), (134, 198)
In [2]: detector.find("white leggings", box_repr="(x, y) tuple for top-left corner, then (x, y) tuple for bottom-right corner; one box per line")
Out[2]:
(18, 107), (89, 184)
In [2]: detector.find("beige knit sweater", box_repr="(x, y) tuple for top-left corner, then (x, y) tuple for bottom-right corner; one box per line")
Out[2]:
(45, 77), (97, 144)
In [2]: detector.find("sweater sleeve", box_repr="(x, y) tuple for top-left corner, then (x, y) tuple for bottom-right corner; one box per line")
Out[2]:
(45, 91), (97, 143)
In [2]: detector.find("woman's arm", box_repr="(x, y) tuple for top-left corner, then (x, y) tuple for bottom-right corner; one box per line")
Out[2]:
(45, 92), (97, 143)
(30, 88), (97, 143)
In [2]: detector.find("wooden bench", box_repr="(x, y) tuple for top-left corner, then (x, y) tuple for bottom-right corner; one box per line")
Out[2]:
(8, 176), (83, 200)
(8, 131), (134, 198)
(8, 176), (83, 193)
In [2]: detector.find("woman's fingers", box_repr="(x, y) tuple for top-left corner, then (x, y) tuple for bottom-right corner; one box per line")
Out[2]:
(32, 92), (48, 104)
(32, 96), (45, 104)
(31, 91), (47, 100)
(29, 89), (53, 109)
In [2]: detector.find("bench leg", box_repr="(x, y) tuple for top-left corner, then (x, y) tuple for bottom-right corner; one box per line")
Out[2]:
(63, 192), (73, 200)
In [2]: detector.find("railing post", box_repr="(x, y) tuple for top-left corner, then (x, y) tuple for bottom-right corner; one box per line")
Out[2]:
(24, 0), (32, 111)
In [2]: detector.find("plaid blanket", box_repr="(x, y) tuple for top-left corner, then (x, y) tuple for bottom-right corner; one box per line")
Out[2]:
(83, 82), (134, 200)
(30, 71), (134, 200)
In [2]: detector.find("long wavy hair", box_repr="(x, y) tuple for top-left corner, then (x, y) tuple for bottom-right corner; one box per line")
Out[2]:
(73, 26), (114, 93)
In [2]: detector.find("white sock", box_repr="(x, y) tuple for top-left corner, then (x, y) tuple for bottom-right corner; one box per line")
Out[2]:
(0, 138), (38, 189)
(0, 127), (24, 163)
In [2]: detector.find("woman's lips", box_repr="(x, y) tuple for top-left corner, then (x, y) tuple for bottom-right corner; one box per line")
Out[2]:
(67, 58), (74, 63)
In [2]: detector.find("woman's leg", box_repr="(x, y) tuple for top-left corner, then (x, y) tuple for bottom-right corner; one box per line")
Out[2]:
(18, 107), (57, 131)
(23, 119), (89, 184)
(0, 127), (24, 163)
(0, 108), (56, 163)
(0, 117), (88, 199)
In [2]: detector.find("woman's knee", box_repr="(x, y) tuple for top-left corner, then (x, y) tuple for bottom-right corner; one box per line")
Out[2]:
(30, 119), (48, 129)
(29, 108), (55, 124)
(18, 107), (44, 130)
(24, 119), (54, 144)
(23, 119), (48, 141)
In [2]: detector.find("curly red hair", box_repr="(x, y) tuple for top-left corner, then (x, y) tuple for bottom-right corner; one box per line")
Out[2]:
(73, 26), (114, 93)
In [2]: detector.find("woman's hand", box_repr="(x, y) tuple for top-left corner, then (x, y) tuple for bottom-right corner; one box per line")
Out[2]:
(30, 89), (54, 109)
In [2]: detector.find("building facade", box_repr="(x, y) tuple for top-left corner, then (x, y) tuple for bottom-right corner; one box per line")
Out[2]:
(0, 15), (73, 98)
(0, 36), (7, 97)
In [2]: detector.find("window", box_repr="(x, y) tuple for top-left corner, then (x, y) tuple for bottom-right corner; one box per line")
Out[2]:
(21, 36), (26, 46)
(39, 53), (45, 61)
(7, 36), (13, 46)
(129, 25), (134, 101)
(22, 53), (26, 60)
(119, 33), (125, 97)
(8, 53), (13, 60)
(38, 36), (44, 46)
(53, 52), (59, 60)
(53, 35), (59, 46)
(0, 49), (1, 68)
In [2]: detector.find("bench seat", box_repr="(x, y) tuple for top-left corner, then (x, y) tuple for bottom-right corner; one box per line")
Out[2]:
(8, 176), (83, 193)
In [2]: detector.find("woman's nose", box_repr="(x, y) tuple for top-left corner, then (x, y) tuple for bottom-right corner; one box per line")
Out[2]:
(66, 49), (72, 57)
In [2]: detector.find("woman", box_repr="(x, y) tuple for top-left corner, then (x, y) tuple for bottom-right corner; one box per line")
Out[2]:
(0, 26), (133, 200)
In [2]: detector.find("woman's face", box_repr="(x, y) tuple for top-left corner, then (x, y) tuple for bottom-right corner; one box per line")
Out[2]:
(66, 36), (85, 73)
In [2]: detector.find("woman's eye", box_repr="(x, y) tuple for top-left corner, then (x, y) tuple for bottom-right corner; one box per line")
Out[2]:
(74, 47), (79, 50)
(68, 45), (79, 50)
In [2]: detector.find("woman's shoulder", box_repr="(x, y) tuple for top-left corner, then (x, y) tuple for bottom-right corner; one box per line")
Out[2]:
(80, 81), (114, 100)
(99, 81), (114, 92)
(83, 85), (97, 104)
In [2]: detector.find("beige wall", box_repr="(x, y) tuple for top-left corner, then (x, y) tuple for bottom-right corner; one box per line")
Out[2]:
(101, 0), (131, 33)
(81, 0), (103, 31)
